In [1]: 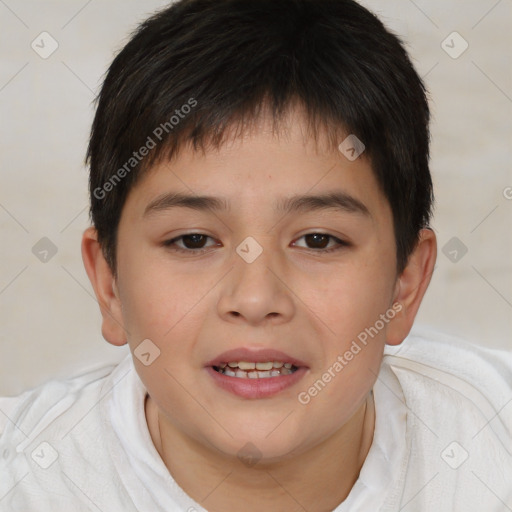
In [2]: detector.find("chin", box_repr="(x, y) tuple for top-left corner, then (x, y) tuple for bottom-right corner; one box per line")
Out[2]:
(201, 426), (310, 466)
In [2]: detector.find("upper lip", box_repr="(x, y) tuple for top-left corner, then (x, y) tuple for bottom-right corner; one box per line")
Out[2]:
(205, 348), (308, 368)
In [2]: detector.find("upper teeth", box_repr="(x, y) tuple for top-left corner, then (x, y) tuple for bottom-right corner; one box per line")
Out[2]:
(216, 361), (296, 378)
(222, 361), (293, 370)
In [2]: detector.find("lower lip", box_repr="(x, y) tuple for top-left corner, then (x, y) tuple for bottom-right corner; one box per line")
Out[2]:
(206, 366), (308, 399)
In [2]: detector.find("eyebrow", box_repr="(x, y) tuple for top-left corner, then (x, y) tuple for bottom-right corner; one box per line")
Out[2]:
(143, 191), (371, 218)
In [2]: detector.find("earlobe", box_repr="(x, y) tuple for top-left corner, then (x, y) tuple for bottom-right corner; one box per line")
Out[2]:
(81, 227), (127, 346)
(386, 228), (437, 346)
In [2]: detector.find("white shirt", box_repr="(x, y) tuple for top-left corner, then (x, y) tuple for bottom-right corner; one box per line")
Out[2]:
(1, 327), (511, 511)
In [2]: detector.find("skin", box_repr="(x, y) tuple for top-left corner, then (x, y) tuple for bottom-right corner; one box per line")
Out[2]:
(82, 107), (437, 512)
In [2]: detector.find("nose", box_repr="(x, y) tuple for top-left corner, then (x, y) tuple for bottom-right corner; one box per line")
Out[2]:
(217, 245), (295, 326)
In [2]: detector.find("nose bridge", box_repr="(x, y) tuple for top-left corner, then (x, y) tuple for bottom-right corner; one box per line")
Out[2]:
(217, 237), (295, 324)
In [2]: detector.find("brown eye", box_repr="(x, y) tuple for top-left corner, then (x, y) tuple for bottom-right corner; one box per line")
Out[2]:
(181, 234), (208, 249)
(304, 233), (330, 249)
(293, 233), (349, 253)
(163, 233), (218, 253)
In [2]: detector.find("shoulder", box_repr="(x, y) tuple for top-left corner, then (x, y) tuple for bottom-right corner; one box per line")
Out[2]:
(380, 327), (512, 510)
(384, 326), (512, 393)
(382, 326), (512, 428)
(0, 354), (135, 511)
(0, 360), (120, 439)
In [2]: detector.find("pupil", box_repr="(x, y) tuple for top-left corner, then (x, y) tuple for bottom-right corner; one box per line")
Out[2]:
(183, 234), (206, 249)
(305, 233), (328, 249)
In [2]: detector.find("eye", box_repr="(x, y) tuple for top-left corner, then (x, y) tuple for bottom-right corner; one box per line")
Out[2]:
(163, 232), (349, 255)
(292, 233), (349, 253)
(163, 233), (219, 253)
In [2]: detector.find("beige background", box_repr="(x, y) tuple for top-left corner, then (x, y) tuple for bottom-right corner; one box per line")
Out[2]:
(0, 0), (511, 395)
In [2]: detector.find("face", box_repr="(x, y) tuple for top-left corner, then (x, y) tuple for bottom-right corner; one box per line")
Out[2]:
(113, 109), (399, 462)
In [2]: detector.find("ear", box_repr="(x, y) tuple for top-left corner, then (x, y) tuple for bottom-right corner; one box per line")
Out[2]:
(81, 227), (127, 346)
(386, 228), (437, 346)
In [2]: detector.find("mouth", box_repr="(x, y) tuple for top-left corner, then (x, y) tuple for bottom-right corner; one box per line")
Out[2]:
(205, 349), (308, 399)
(213, 361), (298, 379)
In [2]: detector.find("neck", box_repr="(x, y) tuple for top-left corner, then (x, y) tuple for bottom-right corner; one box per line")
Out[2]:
(145, 392), (375, 512)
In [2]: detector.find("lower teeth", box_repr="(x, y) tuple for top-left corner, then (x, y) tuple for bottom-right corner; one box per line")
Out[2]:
(216, 366), (296, 378)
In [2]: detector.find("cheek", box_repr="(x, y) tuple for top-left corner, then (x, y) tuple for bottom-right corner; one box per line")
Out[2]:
(308, 262), (395, 342)
(117, 249), (196, 341)
(299, 258), (394, 413)
(298, 280), (389, 422)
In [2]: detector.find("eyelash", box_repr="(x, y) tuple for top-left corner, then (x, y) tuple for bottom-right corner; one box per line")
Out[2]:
(162, 233), (349, 255)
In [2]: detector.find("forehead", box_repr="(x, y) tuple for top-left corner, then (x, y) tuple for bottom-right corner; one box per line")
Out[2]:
(122, 108), (391, 224)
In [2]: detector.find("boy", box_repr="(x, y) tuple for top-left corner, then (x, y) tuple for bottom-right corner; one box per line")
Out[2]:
(1, 0), (511, 510)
